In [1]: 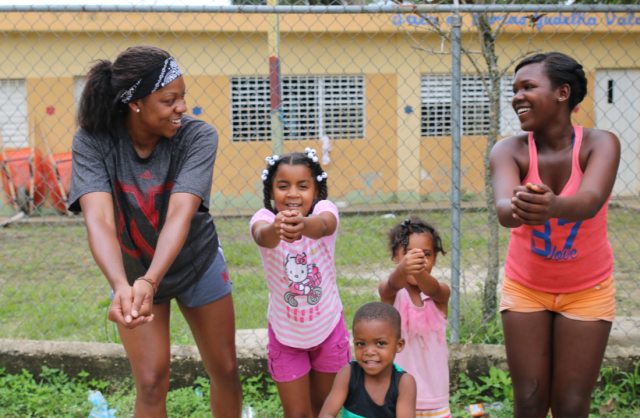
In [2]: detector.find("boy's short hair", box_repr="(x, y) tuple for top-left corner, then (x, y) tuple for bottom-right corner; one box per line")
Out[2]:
(353, 302), (402, 339)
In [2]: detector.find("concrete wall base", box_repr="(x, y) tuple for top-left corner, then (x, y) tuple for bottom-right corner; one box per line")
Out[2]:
(1, 339), (638, 391)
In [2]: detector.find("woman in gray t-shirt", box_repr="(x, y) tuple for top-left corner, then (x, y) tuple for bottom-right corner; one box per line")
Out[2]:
(69, 46), (242, 417)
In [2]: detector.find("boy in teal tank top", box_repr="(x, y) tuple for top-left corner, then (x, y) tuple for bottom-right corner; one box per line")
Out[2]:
(319, 302), (417, 418)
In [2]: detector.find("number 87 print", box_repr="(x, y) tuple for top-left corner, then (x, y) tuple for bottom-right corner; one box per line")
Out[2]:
(531, 220), (583, 261)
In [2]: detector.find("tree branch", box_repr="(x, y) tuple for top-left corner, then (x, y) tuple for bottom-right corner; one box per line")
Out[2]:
(415, 12), (449, 38)
(492, 12), (511, 38)
(498, 48), (541, 78)
(401, 26), (451, 56)
(462, 47), (494, 102)
(411, 45), (452, 55)
(401, 17), (457, 56)
(492, 0), (517, 38)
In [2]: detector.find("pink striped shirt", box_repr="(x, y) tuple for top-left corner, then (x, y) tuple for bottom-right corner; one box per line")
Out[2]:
(250, 201), (343, 349)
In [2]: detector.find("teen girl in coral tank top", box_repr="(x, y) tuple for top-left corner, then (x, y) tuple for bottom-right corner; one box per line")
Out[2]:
(490, 52), (620, 418)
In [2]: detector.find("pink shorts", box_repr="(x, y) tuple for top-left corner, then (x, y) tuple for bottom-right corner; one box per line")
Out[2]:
(267, 312), (351, 383)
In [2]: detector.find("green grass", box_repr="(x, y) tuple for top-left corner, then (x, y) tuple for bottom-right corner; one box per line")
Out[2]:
(1, 209), (639, 344)
(1, 364), (638, 418)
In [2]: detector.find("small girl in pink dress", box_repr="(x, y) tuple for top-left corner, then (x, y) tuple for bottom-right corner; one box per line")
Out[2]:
(378, 216), (451, 418)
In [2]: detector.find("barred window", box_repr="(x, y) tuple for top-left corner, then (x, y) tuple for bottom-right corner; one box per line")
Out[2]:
(421, 74), (491, 137)
(321, 75), (365, 140)
(0, 79), (29, 149)
(282, 76), (319, 140)
(231, 75), (365, 141)
(231, 76), (270, 142)
(421, 74), (452, 137)
(462, 75), (491, 135)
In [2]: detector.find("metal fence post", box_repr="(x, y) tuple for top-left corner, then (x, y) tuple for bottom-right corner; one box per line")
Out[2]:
(449, 4), (462, 345)
(268, 0), (284, 155)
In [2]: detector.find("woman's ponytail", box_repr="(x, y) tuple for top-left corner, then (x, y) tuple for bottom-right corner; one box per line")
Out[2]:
(77, 59), (117, 134)
(77, 46), (171, 135)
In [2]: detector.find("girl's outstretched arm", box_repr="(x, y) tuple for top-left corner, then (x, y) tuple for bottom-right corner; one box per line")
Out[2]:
(319, 364), (351, 418)
(279, 210), (338, 242)
(511, 130), (620, 224)
(379, 248), (427, 304)
(410, 249), (450, 316)
(396, 373), (417, 418)
(303, 211), (338, 239)
(413, 270), (451, 314)
(251, 212), (291, 248)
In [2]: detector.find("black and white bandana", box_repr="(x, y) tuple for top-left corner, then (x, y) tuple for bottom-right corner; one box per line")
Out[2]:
(120, 57), (183, 104)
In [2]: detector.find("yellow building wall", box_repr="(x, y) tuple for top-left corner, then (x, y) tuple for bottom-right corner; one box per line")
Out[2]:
(26, 77), (76, 154)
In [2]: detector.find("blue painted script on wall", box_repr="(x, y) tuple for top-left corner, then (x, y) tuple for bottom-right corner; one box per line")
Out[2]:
(392, 13), (640, 28)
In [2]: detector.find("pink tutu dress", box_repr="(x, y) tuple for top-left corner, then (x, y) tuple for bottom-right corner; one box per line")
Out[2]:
(393, 288), (450, 414)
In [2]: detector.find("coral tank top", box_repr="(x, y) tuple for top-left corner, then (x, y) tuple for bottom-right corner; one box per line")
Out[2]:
(504, 126), (613, 293)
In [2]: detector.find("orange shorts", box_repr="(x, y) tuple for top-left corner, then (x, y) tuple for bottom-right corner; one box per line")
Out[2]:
(499, 275), (616, 322)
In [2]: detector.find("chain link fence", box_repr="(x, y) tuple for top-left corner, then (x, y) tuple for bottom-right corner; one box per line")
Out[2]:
(0, 3), (638, 348)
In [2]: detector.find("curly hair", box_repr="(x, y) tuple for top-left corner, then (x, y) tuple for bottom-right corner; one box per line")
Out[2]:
(388, 216), (446, 259)
(515, 52), (588, 111)
(353, 302), (401, 340)
(261, 151), (328, 215)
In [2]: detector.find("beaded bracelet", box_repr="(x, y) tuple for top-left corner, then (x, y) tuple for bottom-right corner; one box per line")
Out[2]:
(135, 277), (157, 294)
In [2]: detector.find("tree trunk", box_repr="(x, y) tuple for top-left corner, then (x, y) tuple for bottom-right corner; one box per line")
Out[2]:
(476, 12), (501, 325)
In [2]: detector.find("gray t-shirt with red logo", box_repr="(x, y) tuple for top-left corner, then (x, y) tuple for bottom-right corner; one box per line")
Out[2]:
(69, 115), (219, 303)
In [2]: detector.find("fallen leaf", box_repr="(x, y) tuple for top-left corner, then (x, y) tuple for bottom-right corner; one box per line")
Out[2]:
(599, 397), (615, 415)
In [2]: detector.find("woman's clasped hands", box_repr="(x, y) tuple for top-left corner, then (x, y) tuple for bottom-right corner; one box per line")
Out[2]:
(108, 279), (155, 329)
(510, 182), (559, 225)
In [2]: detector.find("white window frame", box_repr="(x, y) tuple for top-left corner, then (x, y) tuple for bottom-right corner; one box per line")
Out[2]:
(421, 73), (520, 137)
(74, 76), (87, 112)
(500, 74), (522, 137)
(0, 79), (29, 149)
(231, 75), (365, 141)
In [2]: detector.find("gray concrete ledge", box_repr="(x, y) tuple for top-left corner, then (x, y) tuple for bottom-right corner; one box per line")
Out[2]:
(1, 339), (638, 391)
(0, 338), (269, 391)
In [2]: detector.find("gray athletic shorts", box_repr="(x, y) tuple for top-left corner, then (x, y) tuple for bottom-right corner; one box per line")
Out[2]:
(110, 246), (233, 309)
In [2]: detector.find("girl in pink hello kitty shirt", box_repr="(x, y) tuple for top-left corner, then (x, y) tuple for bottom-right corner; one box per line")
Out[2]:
(250, 149), (350, 418)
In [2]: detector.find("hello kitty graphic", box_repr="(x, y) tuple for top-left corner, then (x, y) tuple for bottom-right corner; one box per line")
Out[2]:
(284, 252), (322, 307)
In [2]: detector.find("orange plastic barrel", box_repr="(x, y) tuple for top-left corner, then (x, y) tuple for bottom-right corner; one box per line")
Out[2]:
(44, 152), (72, 213)
(0, 148), (46, 210)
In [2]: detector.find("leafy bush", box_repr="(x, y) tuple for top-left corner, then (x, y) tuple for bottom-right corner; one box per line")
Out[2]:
(591, 362), (640, 414)
(451, 366), (512, 406)
(452, 364), (640, 418)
